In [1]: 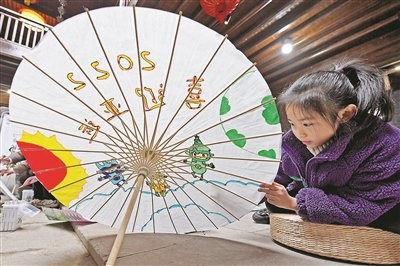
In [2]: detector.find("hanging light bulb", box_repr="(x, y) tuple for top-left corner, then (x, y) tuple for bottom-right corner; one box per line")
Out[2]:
(281, 39), (293, 54)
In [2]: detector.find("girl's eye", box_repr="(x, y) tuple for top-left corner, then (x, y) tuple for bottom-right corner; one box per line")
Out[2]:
(303, 123), (312, 127)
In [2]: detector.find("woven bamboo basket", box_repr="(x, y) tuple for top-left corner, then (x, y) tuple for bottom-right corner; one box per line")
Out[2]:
(270, 213), (400, 265)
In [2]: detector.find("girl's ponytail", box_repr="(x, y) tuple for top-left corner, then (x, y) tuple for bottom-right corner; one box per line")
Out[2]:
(334, 59), (394, 130)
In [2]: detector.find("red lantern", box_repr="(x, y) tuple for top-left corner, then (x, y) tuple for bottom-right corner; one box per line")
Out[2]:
(200, 0), (240, 24)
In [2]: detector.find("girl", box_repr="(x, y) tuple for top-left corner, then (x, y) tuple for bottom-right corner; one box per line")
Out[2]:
(258, 59), (400, 233)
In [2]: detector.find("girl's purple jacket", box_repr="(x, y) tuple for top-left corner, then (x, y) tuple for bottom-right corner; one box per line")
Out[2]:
(276, 118), (400, 226)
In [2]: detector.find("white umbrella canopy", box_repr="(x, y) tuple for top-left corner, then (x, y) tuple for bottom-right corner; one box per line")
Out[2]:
(9, 6), (282, 235)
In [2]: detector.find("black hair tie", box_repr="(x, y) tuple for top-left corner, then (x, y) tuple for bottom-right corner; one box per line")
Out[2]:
(335, 67), (360, 88)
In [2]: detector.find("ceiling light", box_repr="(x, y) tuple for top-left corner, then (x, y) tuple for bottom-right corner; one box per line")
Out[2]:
(281, 39), (293, 54)
(395, 65), (400, 71)
(19, 8), (45, 32)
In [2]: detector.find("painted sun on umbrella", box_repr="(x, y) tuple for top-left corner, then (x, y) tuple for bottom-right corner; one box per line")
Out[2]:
(17, 131), (87, 206)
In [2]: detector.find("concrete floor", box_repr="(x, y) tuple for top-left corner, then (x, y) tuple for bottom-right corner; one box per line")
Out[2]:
(1, 210), (96, 265)
(1, 209), (362, 266)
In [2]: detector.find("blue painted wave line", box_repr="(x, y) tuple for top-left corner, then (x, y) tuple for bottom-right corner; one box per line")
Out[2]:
(75, 179), (259, 211)
(140, 203), (232, 231)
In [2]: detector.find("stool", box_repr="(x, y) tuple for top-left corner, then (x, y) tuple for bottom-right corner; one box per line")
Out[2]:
(270, 213), (400, 265)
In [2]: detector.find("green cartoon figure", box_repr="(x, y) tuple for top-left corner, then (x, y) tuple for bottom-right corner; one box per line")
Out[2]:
(183, 135), (215, 179)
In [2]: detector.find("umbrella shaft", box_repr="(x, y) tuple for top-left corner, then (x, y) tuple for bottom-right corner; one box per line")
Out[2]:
(106, 173), (145, 265)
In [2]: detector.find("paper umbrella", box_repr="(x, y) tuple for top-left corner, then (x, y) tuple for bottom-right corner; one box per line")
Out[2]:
(9, 5), (283, 264)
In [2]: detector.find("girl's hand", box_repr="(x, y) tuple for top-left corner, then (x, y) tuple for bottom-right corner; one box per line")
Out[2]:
(258, 182), (297, 211)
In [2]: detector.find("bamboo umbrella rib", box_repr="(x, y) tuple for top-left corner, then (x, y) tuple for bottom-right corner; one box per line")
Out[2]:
(179, 155), (280, 163)
(21, 52), (138, 145)
(149, 160), (187, 177)
(23, 48), (143, 159)
(87, 172), (137, 222)
(148, 178), (156, 233)
(169, 132), (283, 154)
(102, 142), (142, 167)
(85, 12), (144, 154)
(144, 174), (179, 234)
(161, 165), (241, 221)
(33, 158), (132, 175)
(44, 36), (144, 163)
(199, 178), (259, 205)
(19, 147), (122, 154)
(122, 120), (144, 152)
(69, 176), (116, 209)
(162, 170), (189, 176)
(169, 97), (276, 151)
(159, 136), (282, 166)
(157, 158), (189, 171)
(111, 177), (137, 228)
(82, 8), (145, 149)
(50, 172), (98, 193)
(156, 63), (257, 151)
(130, 5), (149, 146)
(17, 148), (140, 169)
(159, 156), (272, 185)
(162, 98), (278, 154)
(11, 90), (135, 157)
(10, 119), (135, 153)
(114, 159), (135, 170)
(162, 182), (198, 233)
(49, 167), (136, 194)
(90, 172), (136, 220)
(149, 11), (182, 149)
(162, 196), (179, 234)
(153, 35), (229, 150)
(208, 167), (269, 184)
(164, 168), (259, 206)
(147, 151), (188, 174)
(130, 179), (144, 232)
(163, 165), (218, 230)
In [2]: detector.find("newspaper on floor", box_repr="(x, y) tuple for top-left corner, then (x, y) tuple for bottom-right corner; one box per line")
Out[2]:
(42, 207), (95, 223)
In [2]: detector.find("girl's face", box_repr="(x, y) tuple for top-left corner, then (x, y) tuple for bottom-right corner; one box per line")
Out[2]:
(286, 106), (337, 149)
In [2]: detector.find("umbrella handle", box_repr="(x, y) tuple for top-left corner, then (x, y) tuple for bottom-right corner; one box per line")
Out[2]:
(106, 171), (146, 266)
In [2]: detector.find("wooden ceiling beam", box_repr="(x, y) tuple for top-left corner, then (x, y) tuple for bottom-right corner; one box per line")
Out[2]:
(173, 0), (191, 14)
(155, 0), (165, 9)
(220, 0), (274, 36)
(254, 0), (387, 74)
(265, 15), (399, 83)
(233, 0), (307, 48)
(267, 29), (400, 96)
(246, 0), (342, 60)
